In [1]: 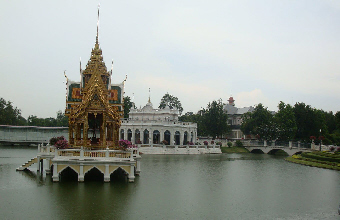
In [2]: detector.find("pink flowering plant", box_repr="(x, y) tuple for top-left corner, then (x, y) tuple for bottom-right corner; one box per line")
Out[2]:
(50, 136), (69, 149)
(203, 141), (208, 145)
(118, 139), (137, 151)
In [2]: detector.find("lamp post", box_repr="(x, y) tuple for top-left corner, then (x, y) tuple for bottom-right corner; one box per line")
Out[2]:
(319, 129), (321, 151)
(318, 129), (324, 151)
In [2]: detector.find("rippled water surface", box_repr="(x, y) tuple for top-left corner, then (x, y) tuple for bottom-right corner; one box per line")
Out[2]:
(1, 145), (340, 219)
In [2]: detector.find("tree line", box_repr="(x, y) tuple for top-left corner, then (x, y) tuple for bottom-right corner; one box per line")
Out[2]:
(0, 97), (68, 127)
(240, 102), (340, 145)
(3, 95), (340, 145)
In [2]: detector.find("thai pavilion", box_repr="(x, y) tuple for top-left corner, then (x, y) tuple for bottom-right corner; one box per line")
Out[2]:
(65, 33), (124, 149)
(16, 10), (141, 182)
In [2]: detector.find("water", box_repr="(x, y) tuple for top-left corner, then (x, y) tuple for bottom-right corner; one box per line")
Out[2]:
(1, 145), (340, 219)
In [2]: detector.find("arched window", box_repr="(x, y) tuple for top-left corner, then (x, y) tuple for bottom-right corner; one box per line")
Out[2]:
(127, 129), (132, 141)
(184, 131), (188, 145)
(175, 131), (180, 145)
(164, 130), (171, 145)
(143, 129), (149, 144)
(120, 129), (124, 140)
(153, 130), (160, 144)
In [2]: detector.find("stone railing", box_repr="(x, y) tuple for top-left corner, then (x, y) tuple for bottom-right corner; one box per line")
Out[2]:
(242, 140), (312, 149)
(138, 144), (220, 149)
(37, 144), (140, 160)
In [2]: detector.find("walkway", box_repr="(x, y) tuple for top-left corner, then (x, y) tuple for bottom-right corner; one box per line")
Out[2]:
(243, 140), (312, 156)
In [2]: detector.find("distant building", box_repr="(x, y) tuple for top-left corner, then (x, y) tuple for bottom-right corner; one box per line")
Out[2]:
(223, 96), (254, 140)
(120, 98), (197, 145)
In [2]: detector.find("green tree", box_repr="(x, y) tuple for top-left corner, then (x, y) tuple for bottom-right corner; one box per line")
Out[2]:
(293, 102), (326, 142)
(274, 101), (297, 141)
(123, 96), (135, 118)
(159, 93), (183, 115)
(202, 99), (230, 138)
(56, 110), (68, 127)
(241, 103), (276, 140)
(27, 115), (45, 126)
(0, 97), (26, 125)
(179, 111), (207, 136)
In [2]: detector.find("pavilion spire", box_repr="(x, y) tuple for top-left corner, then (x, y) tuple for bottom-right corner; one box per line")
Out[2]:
(148, 88), (151, 103)
(96, 3), (100, 44)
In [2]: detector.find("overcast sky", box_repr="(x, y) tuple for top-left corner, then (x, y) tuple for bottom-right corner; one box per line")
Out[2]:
(1, 0), (340, 118)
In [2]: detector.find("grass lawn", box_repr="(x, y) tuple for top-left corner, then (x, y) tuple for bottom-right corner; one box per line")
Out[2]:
(221, 147), (249, 153)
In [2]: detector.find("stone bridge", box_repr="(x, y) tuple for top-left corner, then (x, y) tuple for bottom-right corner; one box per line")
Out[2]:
(243, 140), (312, 156)
(244, 146), (311, 156)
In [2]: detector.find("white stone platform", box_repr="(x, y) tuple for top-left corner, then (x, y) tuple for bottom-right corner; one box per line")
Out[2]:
(139, 145), (222, 154)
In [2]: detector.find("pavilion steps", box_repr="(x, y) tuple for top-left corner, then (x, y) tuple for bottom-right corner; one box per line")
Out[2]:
(16, 157), (38, 171)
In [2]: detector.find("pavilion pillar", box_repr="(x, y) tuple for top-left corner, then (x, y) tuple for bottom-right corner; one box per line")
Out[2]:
(170, 130), (174, 145)
(78, 165), (84, 182)
(104, 164), (110, 182)
(69, 125), (73, 145)
(141, 128), (144, 144)
(102, 114), (106, 147)
(160, 129), (164, 143)
(52, 163), (59, 182)
(84, 115), (88, 147)
(180, 131), (184, 145)
(131, 128), (135, 145)
(123, 129), (127, 140)
(128, 164), (135, 182)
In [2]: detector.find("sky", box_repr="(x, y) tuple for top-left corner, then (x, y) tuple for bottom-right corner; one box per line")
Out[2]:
(1, 0), (340, 118)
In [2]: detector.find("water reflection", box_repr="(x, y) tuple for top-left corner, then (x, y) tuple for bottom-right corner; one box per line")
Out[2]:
(1, 146), (340, 219)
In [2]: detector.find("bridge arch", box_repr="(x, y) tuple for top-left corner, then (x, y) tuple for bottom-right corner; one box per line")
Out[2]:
(267, 149), (289, 156)
(109, 165), (130, 175)
(250, 149), (265, 154)
(59, 166), (78, 181)
(58, 165), (79, 175)
(84, 167), (104, 182)
(110, 166), (130, 182)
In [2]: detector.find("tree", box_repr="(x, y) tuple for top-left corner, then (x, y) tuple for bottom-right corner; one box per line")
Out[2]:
(241, 103), (276, 140)
(274, 101), (297, 141)
(123, 96), (135, 118)
(202, 99), (230, 138)
(27, 115), (45, 126)
(293, 102), (326, 142)
(0, 97), (26, 125)
(179, 111), (207, 136)
(56, 110), (68, 127)
(159, 93), (183, 115)
(27, 111), (68, 127)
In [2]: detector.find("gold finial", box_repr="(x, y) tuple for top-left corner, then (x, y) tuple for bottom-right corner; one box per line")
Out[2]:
(64, 70), (68, 83)
(96, 3), (100, 44)
(111, 59), (113, 74)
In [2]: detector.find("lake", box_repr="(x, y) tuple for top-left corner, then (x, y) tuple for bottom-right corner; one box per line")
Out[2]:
(1, 145), (340, 219)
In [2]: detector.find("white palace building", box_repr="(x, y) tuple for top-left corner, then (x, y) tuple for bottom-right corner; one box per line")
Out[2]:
(120, 98), (198, 146)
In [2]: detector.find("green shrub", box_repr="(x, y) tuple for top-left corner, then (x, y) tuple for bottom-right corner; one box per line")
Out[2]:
(302, 152), (340, 163)
(227, 142), (233, 147)
(235, 140), (243, 148)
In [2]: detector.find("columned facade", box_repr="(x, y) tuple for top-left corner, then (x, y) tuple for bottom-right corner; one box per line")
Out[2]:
(121, 100), (197, 146)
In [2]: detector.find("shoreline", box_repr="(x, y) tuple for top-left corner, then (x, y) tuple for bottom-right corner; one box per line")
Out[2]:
(285, 153), (340, 171)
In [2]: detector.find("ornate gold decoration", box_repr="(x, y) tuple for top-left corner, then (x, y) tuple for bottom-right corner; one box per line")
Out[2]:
(65, 36), (123, 149)
(108, 89), (118, 101)
(72, 88), (82, 99)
